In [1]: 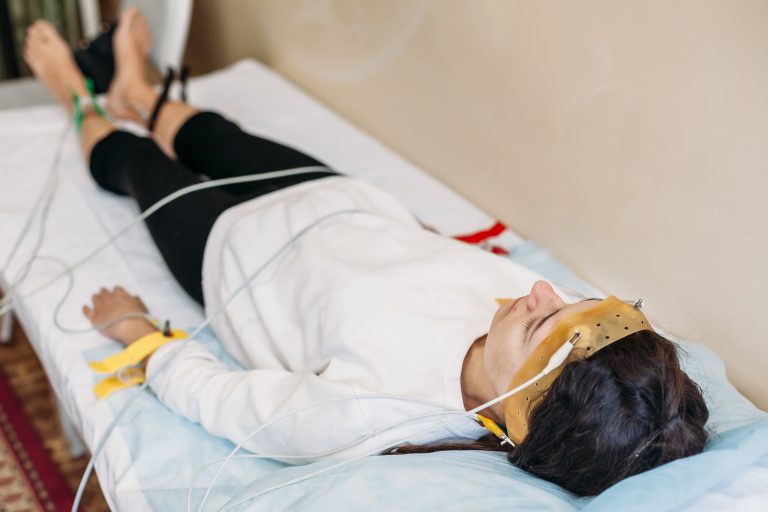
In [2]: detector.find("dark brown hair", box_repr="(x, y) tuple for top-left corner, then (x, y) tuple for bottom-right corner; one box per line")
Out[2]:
(385, 330), (709, 496)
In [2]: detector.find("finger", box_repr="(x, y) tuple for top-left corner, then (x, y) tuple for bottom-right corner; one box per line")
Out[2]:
(92, 293), (102, 305)
(82, 305), (92, 318)
(99, 287), (108, 295)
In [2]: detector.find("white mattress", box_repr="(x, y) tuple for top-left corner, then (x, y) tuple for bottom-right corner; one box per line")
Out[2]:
(0, 60), (765, 511)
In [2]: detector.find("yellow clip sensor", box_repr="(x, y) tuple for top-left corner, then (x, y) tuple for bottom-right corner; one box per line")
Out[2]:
(88, 328), (188, 375)
(475, 414), (515, 447)
(89, 327), (188, 399)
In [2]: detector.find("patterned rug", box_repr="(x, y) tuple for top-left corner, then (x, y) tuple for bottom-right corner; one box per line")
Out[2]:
(0, 365), (73, 511)
(0, 311), (109, 512)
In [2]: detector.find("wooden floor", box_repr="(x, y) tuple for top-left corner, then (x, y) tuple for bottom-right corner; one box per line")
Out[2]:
(0, 315), (110, 512)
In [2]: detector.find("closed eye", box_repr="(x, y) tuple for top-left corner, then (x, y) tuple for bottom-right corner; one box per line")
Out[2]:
(523, 315), (541, 329)
(525, 298), (602, 343)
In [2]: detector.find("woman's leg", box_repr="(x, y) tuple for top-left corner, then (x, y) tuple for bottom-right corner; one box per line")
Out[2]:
(24, 19), (238, 305)
(89, 131), (240, 304)
(173, 112), (340, 198)
(108, 9), (340, 198)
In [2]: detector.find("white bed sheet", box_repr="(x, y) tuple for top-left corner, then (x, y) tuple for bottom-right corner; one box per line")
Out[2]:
(0, 59), (765, 510)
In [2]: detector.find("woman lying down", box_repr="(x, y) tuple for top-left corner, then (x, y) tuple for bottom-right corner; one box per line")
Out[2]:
(25, 8), (708, 496)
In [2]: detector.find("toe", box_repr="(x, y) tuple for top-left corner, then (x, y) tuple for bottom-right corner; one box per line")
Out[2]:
(26, 23), (42, 42)
(35, 22), (53, 40)
(22, 47), (35, 66)
(36, 19), (57, 34)
(24, 44), (41, 67)
(37, 20), (65, 46)
(122, 6), (140, 26)
(140, 23), (152, 47)
(135, 11), (149, 31)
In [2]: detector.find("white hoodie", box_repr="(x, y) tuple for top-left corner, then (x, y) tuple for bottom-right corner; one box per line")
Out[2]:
(146, 176), (554, 461)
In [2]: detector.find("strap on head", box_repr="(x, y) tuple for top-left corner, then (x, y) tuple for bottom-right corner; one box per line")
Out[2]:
(502, 295), (654, 444)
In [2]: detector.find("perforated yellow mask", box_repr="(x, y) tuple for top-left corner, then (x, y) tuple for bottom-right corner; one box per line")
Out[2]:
(501, 295), (654, 445)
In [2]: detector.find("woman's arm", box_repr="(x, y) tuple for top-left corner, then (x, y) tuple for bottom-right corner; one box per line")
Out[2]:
(83, 287), (358, 457)
(146, 340), (357, 457)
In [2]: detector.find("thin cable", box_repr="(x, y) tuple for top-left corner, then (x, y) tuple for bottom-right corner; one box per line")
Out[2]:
(71, 208), (366, 512)
(0, 122), (69, 271)
(0, 165), (330, 317)
(217, 340), (579, 511)
(32, 255), (154, 333)
(219, 371), (550, 512)
(0, 122), (72, 314)
(188, 408), (465, 512)
(194, 395), (463, 512)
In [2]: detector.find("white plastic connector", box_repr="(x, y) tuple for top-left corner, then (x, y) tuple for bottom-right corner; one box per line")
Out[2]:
(541, 342), (573, 375)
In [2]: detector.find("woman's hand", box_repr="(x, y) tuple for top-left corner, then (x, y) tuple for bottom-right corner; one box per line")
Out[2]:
(82, 286), (158, 345)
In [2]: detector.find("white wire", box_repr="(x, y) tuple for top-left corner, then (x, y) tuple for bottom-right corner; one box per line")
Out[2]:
(0, 125), (154, 337)
(188, 408), (466, 512)
(218, 371), (551, 512)
(188, 455), (267, 512)
(216, 340), (578, 511)
(0, 122), (72, 314)
(194, 395), (463, 512)
(0, 164), (331, 317)
(29, 255), (154, 333)
(70, 208), (367, 512)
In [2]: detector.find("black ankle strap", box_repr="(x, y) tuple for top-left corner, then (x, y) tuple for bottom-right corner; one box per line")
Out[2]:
(147, 65), (190, 132)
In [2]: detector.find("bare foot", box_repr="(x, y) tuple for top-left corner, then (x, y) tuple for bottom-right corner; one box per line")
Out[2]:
(108, 7), (155, 121)
(23, 20), (88, 110)
(82, 286), (158, 345)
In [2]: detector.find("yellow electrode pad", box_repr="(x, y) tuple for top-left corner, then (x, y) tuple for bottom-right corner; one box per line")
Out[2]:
(502, 295), (653, 445)
(89, 328), (188, 399)
(88, 328), (188, 375)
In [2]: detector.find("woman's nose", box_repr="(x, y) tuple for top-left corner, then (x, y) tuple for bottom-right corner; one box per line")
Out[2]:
(527, 280), (564, 310)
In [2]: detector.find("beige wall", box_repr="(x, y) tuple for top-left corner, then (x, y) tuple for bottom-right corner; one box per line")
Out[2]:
(185, 0), (768, 410)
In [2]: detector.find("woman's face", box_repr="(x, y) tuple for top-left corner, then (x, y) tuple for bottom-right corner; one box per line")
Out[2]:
(484, 280), (600, 396)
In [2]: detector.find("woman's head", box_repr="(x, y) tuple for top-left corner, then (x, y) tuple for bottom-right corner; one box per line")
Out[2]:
(509, 328), (709, 495)
(391, 282), (709, 496)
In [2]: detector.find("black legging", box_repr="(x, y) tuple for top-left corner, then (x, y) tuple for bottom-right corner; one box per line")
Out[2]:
(89, 112), (340, 304)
